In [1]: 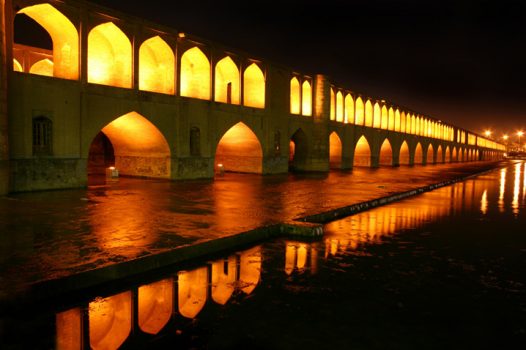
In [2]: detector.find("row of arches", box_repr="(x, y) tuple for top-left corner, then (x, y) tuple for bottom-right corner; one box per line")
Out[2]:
(13, 3), (265, 107)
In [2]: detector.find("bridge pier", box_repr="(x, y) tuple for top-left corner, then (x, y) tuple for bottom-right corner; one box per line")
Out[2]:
(0, 0), (10, 195)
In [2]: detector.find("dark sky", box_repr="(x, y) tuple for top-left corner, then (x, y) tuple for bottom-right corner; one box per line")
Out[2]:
(54, 1), (526, 138)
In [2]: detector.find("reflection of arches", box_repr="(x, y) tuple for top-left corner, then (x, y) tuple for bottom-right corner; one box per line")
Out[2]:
(426, 144), (434, 164)
(29, 58), (53, 76)
(243, 63), (265, 108)
(215, 56), (240, 104)
(355, 97), (364, 125)
(211, 256), (237, 305)
(215, 122), (263, 174)
(88, 112), (171, 178)
(178, 267), (208, 319)
(399, 141), (410, 165)
(88, 22), (132, 88)
(89, 291), (132, 350)
(436, 145), (443, 163)
(379, 138), (393, 166)
(290, 77), (300, 114)
(139, 36), (175, 94)
(17, 3), (79, 79)
(302, 80), (312, 116)
(329, 132), (342, 169)
(239, 246), (261, 295)
(138, 278), (173, 335)
(414, 143), (423, 164)
(13, 58), (23, 72)
(180, 46), (210, 100)
(289, 128), (309, 171)
(353, 135), (371, 167)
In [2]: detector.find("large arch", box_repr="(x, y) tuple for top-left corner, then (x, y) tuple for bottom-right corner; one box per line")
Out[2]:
(426, 144), (434, 164)
(436, 145), (443, 163)
(243, 63), (265, 108)
(139, 36), (174, 94)
(215, 122), (263, 174)
(399, 141), (410, 165)
(353, 135), (371, 167)
(16, 3), (79, 79)
(215, 56), (240, 104)
(379, 138), (393, 166)
(414, 143), (423, 164)
(180, 46), (210, 100)
(88, 22), (132, 88)
(329, 132), (342, 169)
(289, 128), (309, 171)
(87, 112), (171, 179)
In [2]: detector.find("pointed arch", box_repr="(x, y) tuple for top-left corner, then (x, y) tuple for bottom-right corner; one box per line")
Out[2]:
(373, 102), (381, 128)
(353, 135), (371, 167)
(17, 3), (79, 79)
(215, 122), (263, 174)
(336, 91), (344, 122)
(388, 107), (395, 130)
(426, 144), (434, 164)
(452, 147), (458, 162)
(380, 105), (388, 129)
(329, 132), (342, 169)
(29, 58), (53, 76)
(394, 109), (400, 132)
(436, 145), (443, 163)
(243, 63), (265, 108)
(345, 94), (354, 123)
(289, 128), (309, 171)
(139, 36), (175, 94)
(355, 97), (364, 125)
(365, 100), (373, 127)
(290, 77), (301, 114)
(414, 142), (423, 164)
(88, 22), (132, 88)
(180, 46), (210, 100)
(399, 141), (410, 165)
(379, 138), (393, 166)
(330, 88), (335, 121)
(13, 58), (23, 72)
(445, 146), (451, 162)
(215, 56), (240, 104)
(302, 80), (312, 116)
(410, 115), (416, 134)
(211, 256), (237, 305)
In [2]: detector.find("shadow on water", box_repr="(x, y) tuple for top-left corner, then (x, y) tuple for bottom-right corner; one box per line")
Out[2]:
(1, 161), (525, 349)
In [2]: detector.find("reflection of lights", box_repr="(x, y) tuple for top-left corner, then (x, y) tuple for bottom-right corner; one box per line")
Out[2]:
(178, 267), (208, 319)
(138, 278), (173, 335)
(512, 163), (521, 213)
(480, 190), (488, 215)
(211, 256), (237, 305)
(89, 291), (132, 350)
(499, 168), (506, 212)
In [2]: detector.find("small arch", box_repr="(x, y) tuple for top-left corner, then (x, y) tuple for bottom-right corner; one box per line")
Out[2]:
(379, 138), (393, 166)
(394, 109), (401, 132)
(336, 91), (344, 122)
(380, 105), (388, 129)
(139, 36), (175, 94)
(243, 63), (265, 108)
(445, 146), (451, 162)
(399, 141), (410, 165)
(364, 100), (373, 127)
(180, 46), (210, 100)
(353, 135), (371, 167)
(29, 58), (53, 76)
(436, 145), (443, 163)
(373, 102), (381, 128)
(302, 80), (312, 116)
(289, 128), (309, 171)
(290, 77), (300, 114)
(344, 94), (354, 124)
(400, 111), (407, 133)
(215, 122), (263, 174)
(452, 147), (458, 162)
(355, 97), (364, 125)
(13, 58), (23, 72)
(329, 132), (342, 169)
(330, 88), (335, 121)
(426, 144), (434, 164)
(388, 107), (395, 130)
(414, 143), (423, 164)
(88, 22), (132, 88)
(215, 56), (240, 104)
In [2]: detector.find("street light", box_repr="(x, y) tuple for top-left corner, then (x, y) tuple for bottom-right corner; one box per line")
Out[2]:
(484, 130), (492, 138)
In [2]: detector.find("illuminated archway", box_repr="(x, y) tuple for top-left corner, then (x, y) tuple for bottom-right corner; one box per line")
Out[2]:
(211, 256), (237, 305)
(329, 132), (342, 169)
(139, 36), (175, 94)
(29, 58), (53, 76)
(353, 135), (371, 167)
(452, 147), (458, 162)
(355, 97), (364, 125)
(88, 112), (171, 179)
(330, 89), (335, 120)
(243, 63), (265, 108)
(336, 91), (344, 122)
(180, 46), (210, 99)
(302, 80), (312, 116)
(289, 128), (309, 171)
(445, 146), (451, 162)
(89, 291), (132, 350)
(290, 77), (300, 114)
(436, 145), (443, 163)
(414, 143), (423, 164)
(345, 94), (354, 123)
(365, 100), (373, 127)
(138, 278), (173, 335)
(426, 144), (434, 164)
(16, 3), (79, 79)
(88, 22), (132, 88)
(215, 56), (240, 104)
(379, 138), (393, 166)
(380, 105), (388, 129)
(399, 141), (410, 165)
(13, 58), (23, 72)
(215, 122), (263, 174)
(394, 109), (400, 131)
(373, 103), (381, 128)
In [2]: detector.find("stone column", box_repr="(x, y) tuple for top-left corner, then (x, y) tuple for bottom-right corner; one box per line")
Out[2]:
(307, 73), (330, 171)
(0, 0), (10, 194)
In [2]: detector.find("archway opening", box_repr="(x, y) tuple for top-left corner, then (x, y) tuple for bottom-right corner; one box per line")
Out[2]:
(353, 136), (371, 167)
(215, 122), (263, 174)
(452, 147), (458, 162)
(215, 56), (240, 104)
(180, 46), (210, 100)
(139, 36), (174, 94)
(289, 129), (309, 171)
(414, 143), (423, 164)
(426, 144), (434, 164)
(379, 138), (393, 166)
(88, 112), (171, 181)
(399, 141), (410, 165)
(329, 132), (342, 169)
(445, 146), (451, 162)
(436, 145), (443, 163)
(243, 63), (265, 108)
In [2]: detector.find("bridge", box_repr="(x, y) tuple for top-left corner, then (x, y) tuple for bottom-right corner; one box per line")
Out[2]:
(0, 0), (506, 193)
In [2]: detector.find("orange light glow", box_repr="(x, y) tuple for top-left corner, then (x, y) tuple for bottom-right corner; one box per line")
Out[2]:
(88, 22), (132, 88)
(302, 80), (312, 116)
(399, 141), (410, 165)
(414, 143), (423, 164)
(373, 102), (381, 128)
(388, 107), (395, 130)
(345, 94), (354, 124)
(354, 135), (371, 167)
(380, 105), (388, 129)
(239, 246), (261, 294)
(138, 278), (173, 335)
(436, 145), (443, 163)
(355, 97), (364, 125)
(18, 3), (79, 79)
(243, 63), (265, 108)
(13, 58), (23, 72)
(89, 291), (132, 350)
(329, 132), (342, 169)
(426, 144), (434, 164)
(178, 267), (208, 318)
(330, 88), (335, 121)
(211, 255), (237, 305)
(285, 243), (296, 275)
(139, 36), (175, 94)
(379, 138), (393, 166)
(290, 77), (300, 114)
(336, 91), (344, 122)
(400, 112), (406, 133)
(180, 46), (210, 100)
(215, 122), (263, 174)
(29, 58), (53, 76)
(56, 308), (82, 350)
(215, 56), (240, 104)
(364, 100), (373, 127)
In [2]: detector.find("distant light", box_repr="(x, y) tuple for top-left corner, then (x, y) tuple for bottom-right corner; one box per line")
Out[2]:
(503, 135), (509, 140)
(178, 32), (185, 38)
(518, 131), (524, 137)
(484, 130), (492, 137)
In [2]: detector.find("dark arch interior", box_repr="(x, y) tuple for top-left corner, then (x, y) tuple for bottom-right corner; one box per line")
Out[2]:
(289, 129), (308, 171)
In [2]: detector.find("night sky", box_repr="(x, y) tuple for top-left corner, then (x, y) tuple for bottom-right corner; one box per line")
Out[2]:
(25, 0), (526, 139)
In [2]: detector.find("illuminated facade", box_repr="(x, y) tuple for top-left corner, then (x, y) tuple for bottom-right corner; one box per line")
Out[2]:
(0, 0), (505, 193)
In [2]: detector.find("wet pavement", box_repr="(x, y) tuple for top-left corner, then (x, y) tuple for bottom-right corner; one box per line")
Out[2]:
(0, 161), (505, 296)
(1, 160), (524, 349)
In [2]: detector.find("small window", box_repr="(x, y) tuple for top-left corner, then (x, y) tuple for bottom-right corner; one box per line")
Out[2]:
(190, 127), (201, 156)
(33, 116), (52, 155)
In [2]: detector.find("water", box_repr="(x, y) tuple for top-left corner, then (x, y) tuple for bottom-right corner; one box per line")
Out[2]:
(1, 161), (526, 349)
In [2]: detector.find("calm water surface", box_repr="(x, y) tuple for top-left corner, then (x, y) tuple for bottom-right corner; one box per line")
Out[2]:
(1, 161), (525, 349)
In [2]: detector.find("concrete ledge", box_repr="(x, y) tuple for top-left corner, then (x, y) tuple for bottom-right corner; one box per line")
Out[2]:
(280, 221), (323, 237)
